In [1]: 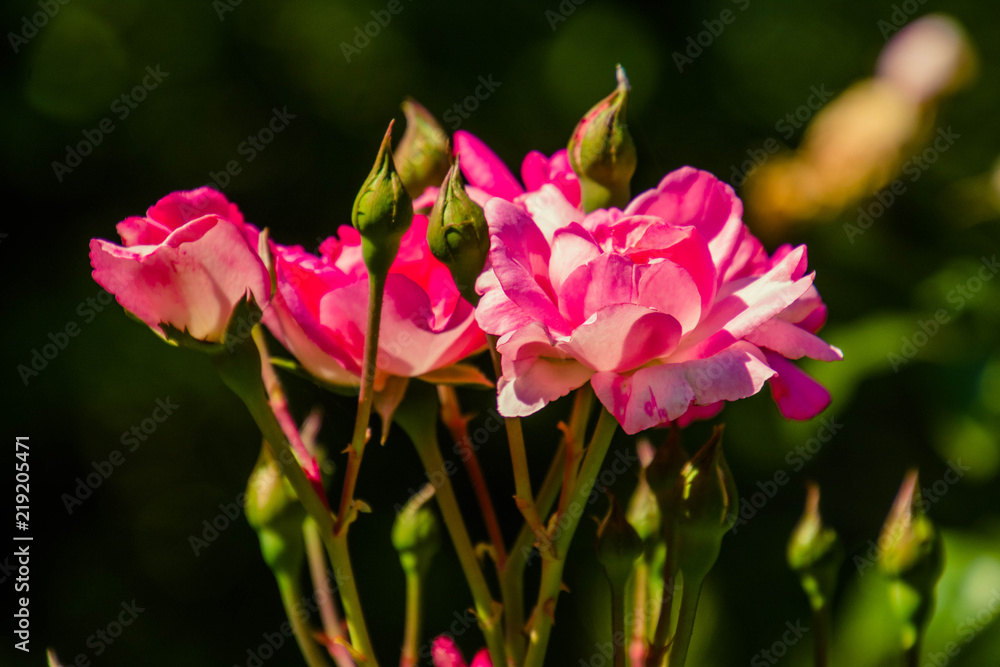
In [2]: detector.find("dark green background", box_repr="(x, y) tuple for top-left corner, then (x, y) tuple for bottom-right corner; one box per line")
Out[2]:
(2, 0), (1000, 665)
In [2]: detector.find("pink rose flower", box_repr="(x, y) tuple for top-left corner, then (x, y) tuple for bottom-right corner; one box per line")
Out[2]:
(263, 213), (486, 390)
(476, 167), (842, 435)
(90, 188), (270, 343)
(431, 635), (492, 667)
(413, 130), (580, 210)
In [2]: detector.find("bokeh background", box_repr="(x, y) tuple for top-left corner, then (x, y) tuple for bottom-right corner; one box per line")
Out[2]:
(3, 0), (1000, 665)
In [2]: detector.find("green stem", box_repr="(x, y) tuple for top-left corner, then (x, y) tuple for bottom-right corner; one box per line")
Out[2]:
(214, 331), (378, 664)
(400, 572), (423, 667)
(396, 390), (507, 667)
(903, 640), (920, 667)
(335, 272), (386, 534)
(647, 506), (679, 667)
(487, 334), (549, 545)
(812, 604), (830, 667)
(629, 559), (648, 664)
(610, 584), (628, 667)
(303, 519), (354, 667)
(502, 386), (592, 663)
(275, 572), (332, 667)
(665, 574), (704, 667)
(523, 409), (619, 667)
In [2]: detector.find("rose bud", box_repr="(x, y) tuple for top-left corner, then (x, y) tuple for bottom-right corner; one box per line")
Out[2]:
(877, 469), (944, 651)
(427, 156), (490, 305)
(787, 482), (843, 612)
(245, 444), (305, 574)
(393, 97), (450, 200)
(567, 64), (637, 211)
(352, 120), (414, 278)
(392, 484), (441, 578)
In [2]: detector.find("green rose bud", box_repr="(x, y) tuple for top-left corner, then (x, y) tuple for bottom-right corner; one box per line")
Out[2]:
(245, 444), (305, 573)
(392, 484), (441, 578)
(393, 98), (450, 201)
(673, 426), (738, 581)
(426, 156), (490, 305)
(877, 470), (944, 651)
(352, 120), (414, 278)
(567, 64), (637, 212)
(596, 492), (644, 590)
(787, 482), (843, 612)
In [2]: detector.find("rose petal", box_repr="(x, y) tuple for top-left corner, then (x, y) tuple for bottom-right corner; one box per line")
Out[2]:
(454, 131), (524, 200)
(764, 351), (832, 420)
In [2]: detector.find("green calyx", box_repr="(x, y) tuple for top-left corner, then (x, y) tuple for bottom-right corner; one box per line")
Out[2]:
(567, 64), (637, 212)
(426, 156), (490, 305)
(392, 484), (441, 578)
(787, 483), (844, 611)
(673, 426), (738, 580)
(352, 120), (414, 278)
(596, 492), (644, 590)
(393, 98), (450, 200)
(245, 444), (306, 573)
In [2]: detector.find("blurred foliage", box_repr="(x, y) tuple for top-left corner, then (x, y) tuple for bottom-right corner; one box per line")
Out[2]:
(2, 0), (999, 665)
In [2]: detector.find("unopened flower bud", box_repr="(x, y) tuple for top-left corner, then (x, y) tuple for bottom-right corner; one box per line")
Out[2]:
(627, 473), (661, 543)
(392, 484), (441, 578)
(352, 120), (414, 278)
(567, 64), (637, 212)
(426, 156), (490, 305)
(393, 98), (450, 199)
(787, 483), (843, 611)
(245, 444), (305, 573)
(674, 426), (737, 580)
(645, 428), (688, 516)
(877, 470), (944, 649)
(596, 492), (644, 590)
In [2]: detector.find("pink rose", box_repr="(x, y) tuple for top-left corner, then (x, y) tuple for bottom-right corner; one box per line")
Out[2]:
(90, 188), (270, 343)
(431, 636), (492, 667)
(413, 130), (580, 210)
(476, 167), (842, 434)
(263, 213), (485, 390)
